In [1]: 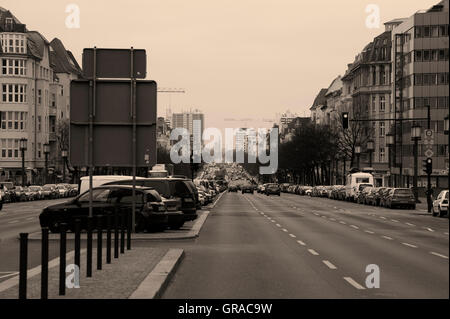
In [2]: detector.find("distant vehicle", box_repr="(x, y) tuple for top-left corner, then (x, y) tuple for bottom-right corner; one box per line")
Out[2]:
(265, 183), (280, 196)
(29, 186), (44, 200)
(228, 185), (238, 192)
(345, 172), (374, 202)
(241, 184), (254, 194)
(383, 188), (416, 209)
(432, 190), (448, 217)
(39, 185), (168, 233)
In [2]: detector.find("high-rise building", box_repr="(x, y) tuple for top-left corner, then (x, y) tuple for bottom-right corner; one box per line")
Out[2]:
(0, 7), (81, 185)
(391, 0), (449, 188)
(171, 110), (205, 137)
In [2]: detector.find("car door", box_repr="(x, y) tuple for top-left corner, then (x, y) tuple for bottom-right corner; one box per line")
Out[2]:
(75, 188), (112, 227)
(110, 188), (145, 230)
(433, 191), (443, 212)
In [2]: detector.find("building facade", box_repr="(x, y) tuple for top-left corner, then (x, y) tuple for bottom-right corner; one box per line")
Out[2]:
(0, 8), (81, 185)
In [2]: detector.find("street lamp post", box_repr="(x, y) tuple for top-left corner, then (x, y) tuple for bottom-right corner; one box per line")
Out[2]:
(386, 132), (395, 187)
(367, 140), (374, 168)
(44, 144), (50, 185)
(61, 149), (68, 183)
(411, 123), (421, 203)
(355, 145), (361, 171)
(19, 138), (27, 187)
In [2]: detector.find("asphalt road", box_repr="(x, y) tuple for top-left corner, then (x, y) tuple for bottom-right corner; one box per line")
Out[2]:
(162, 192), (449, 298)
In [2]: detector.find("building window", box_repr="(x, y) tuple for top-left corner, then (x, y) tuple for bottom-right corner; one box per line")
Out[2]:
(380, 67), (386, 85)
(38, 116), (42, 132)
(379, 122), (385, 137)
(0, 139), (21, 159)
(379, 147), (385, 162)
(38, 89), (42, 105)
(2, 84), (27, 103)
(51, 93), (56, 107)
(38, 143), (41, 159)
(380, 96), (385, 111)
(0, 33), (26, 54)
(372, 96), (376, 113)
(1, 59), (26, 76)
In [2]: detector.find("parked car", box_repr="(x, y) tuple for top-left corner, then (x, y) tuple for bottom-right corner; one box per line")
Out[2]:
(105, 177), (197, 223)
(432, 190), (448, 217)
(379, 188), (393, 207)
(265, 183), (281, 196)
(356, 186), (372, 204)
(39, 185), (169, 233)
(228, 185), (238, 192)
(29, 186), (44, 200)
(371, 187), (387, 206)
(42, 184), (59, 199)
(12, 186), (27, 202)
(383, 188), (416, 209)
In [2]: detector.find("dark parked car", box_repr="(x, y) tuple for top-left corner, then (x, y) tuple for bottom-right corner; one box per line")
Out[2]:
(241, 184), (254, 194)
(105, 177), (197, 223)
(265, 183), (281, 196)
(383, 188), (416, 209)
(228, 185), (238, 192)
(39, 185), (169, 233)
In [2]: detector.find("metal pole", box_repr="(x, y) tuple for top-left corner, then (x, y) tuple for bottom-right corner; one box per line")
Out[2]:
(89, 47), (97, 219)
(19, 233), (28, 300)
(413, 138), (419, 202)
(22, 149), (26, 187)
(427, 105), (432, 213)
(97, 215), (102, 270)
(86, 216), (93, 277)
(41, 227), (49, 299)
(120, 213), (125, 254)
(131, 47), (137, 234)
(114, 209), (119, 258)
(62, 157), (66, 183)
(74, 219), (81, 271)
(44, 152), (48, 185)
(59, 224), (67, 296)
(106, 214), (112, 263)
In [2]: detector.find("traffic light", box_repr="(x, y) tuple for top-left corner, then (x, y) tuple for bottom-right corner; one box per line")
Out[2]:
(423, 157), (432, 175)
(342, 112), (349, 129)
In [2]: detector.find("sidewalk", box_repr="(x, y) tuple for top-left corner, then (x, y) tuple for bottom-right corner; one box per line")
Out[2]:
(0, 246), (183, 299)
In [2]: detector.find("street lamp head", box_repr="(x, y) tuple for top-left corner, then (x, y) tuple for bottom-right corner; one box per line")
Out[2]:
(43, 143), (50, 154)
(367, 140), (374, 151)
(355, 145), (361, 154)
(19, 138), (27, 151)
(445, 115), (449, 135)
(386, 132), (394, 146)
(61, 149), (68, 158)
(411, 122), (422, 139)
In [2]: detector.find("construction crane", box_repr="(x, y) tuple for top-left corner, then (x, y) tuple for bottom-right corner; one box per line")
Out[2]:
(157, 88), (186, 120)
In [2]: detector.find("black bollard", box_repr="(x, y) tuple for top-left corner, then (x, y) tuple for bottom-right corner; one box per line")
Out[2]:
(41, 227), (49, 299)
(97, 215), (102, 270)
(19, 233), (28, 300)
(127, 211), (131, 251)
(120, 213), (125, 254)
(87, 216), (93, 277)
(106, 214), (112, 264)
(74, 219), (81, 271)
(114, 210), (119, 259)
(59, 223), (67, 296)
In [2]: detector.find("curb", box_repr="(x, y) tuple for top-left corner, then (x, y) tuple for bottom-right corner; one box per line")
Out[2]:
(128, 248), (184, 299)
(25, 211), (211, 242)
(205, 191), (225, 210)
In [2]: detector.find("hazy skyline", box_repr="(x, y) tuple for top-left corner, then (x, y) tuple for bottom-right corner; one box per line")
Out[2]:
(1, 0), (439, 131)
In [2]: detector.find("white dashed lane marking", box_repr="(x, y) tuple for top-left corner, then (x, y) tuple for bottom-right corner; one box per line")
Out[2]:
(308, 249), (319, 256)
(297, 240), (306, 246)
(430, 252), (448, 259)
(343, 277), (366, 290)
(406, 223), (415, 227)
(322, 260), (337, 270)
(364, 230), (375, 234)
(402, 243), (418, 248)
(289, 234), (296, 238)
(350, 225), (359, 229)
(276, 224), (281, 227)
(282, 228), (288, 233)
(382, 236), (393, 240)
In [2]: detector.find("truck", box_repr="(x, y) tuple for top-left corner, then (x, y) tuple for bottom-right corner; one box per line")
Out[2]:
(344, 172), (374, 202)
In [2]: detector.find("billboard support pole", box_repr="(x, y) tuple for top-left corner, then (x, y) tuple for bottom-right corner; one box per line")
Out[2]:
(131, 47), (136, 234)
(89, 47), (97, 219)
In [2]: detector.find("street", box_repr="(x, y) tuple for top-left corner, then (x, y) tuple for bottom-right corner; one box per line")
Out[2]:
(161, 192), (448, 299)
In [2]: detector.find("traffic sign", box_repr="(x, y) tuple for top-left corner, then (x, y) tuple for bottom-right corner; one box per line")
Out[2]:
(424, 149), (434, 158)
(425, 129), (434, 138)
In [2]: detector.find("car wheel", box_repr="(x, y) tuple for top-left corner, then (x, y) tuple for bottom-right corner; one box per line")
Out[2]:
(439, 208), (446, 218)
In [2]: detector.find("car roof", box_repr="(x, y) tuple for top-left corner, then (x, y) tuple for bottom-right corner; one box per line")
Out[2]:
(95, 185), (155, 191)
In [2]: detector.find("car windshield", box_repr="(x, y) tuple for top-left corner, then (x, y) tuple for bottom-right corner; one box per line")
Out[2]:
(138, 180), (171, 198)
(42, 186), (52, 191)
(29, 186), (41, 191)
(359, 184), (372, 191)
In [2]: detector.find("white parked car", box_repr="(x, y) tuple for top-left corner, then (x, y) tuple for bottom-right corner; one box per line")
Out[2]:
(432, 190), (448, 217)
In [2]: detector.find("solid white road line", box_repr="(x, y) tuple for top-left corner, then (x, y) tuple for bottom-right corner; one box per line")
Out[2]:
(402, 242), (418, 248)
(382, 236), (393, 240)
(297, 240), (306, 246)
(289, 234), (296, 238)
(430, 252), (449, 259)
(343, 277), (366, 290)
(0, 272), (19, 279)
(7, 220), (19, 224)
(308, 249), (319, 256)
(322, 260), (337, 270)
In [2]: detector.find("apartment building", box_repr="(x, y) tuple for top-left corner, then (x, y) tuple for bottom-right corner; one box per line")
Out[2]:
(0, 8), (81, 185)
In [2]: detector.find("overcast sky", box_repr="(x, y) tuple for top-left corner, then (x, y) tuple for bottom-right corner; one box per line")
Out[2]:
(2, 0), (438, 132)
